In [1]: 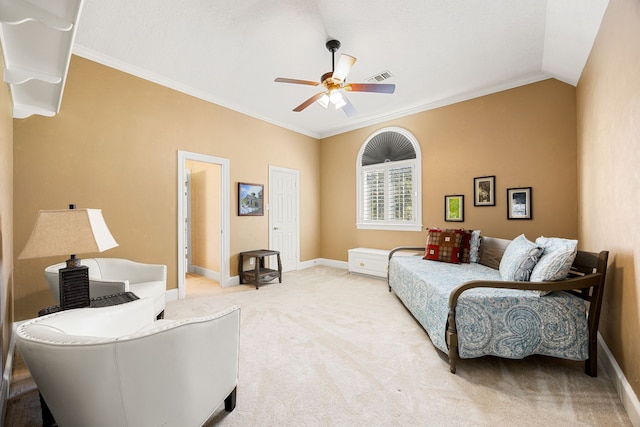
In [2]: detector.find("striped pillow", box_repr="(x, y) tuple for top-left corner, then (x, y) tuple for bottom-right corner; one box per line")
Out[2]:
(499, 234), (543, 281)
(530, 237), (578, 282)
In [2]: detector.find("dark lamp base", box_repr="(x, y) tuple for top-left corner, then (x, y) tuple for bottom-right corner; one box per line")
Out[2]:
(58, 265), (90, 310)
(65, 255), (81, 269)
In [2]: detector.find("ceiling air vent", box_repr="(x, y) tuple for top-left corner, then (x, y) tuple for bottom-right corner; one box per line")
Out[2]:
(366, 70), (394, 83)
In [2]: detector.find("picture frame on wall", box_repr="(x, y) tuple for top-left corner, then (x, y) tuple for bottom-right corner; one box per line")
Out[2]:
(507, 187), (532, 220)
(238, 182), (264, 216)
(444, 195), (464, 222)
(474, 175), (496, 206)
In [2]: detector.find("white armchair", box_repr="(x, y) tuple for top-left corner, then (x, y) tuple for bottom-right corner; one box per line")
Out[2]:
(16, 298), (240, 427)
(45, 258), (167, 318)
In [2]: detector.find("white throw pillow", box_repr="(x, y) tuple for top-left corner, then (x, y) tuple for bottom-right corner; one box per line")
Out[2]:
(470, 230), (481, 263)
(530, 236), (578, 282)
(499, 234), (544, 281)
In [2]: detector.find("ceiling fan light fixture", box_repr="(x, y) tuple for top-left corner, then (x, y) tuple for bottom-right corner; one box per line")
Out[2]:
(275, 39), (396, 116)
(334, 96), (347, 109)
(317, 94), (330, 108)
(329, 89), (343, 105)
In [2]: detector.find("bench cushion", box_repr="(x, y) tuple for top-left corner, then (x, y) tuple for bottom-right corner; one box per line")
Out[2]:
(389, 255), (589, 360)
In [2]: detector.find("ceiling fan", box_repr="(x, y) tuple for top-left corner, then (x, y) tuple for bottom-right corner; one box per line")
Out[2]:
(274, 39), (395, 117)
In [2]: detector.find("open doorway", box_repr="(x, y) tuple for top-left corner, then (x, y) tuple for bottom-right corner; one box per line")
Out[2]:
(185, 160), (220, 291)
(177, 151), (230, 298)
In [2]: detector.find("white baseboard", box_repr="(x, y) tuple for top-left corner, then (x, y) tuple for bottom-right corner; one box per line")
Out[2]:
(165, 287), (179, 302)
(298, 258), (347, 270)
(0, 324), (17, 427)
(224, 275), (240, 287)
(219, 259), (344, 287)
(300, 258), (390, 280)
(187, 265), (237, 288)
(598, 333), (640, 426)
(191, 265), (220, 282)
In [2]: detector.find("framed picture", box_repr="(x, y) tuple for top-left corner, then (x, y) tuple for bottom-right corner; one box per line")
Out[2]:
(474, 175), (495, 206)
(507, 187), (532, 220)
(238, 182), (264, 216)
(444, 195), (464, 222)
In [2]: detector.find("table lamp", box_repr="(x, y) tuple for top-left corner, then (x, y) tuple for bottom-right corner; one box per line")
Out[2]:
(19, 204), (118, 310)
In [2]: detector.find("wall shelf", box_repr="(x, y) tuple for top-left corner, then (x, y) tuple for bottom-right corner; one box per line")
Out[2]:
(0, 0), (83, 119)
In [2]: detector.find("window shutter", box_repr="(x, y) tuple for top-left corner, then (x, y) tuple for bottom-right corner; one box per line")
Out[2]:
(356, 127), (422, 231)
(362, 168), (385, 221)
(388, 165), (414, 221)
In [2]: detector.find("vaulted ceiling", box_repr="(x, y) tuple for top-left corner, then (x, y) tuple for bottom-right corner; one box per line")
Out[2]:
(72, 0), (609, 138)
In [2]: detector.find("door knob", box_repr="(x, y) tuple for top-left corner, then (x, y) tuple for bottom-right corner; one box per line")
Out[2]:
(274, 227), (280, 230)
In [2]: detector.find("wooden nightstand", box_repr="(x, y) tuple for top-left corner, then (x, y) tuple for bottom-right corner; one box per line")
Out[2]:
(238, 250), (282, 289)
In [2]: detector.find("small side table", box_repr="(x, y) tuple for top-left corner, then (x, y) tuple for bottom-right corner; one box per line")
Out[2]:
(38, 291), (140, 316)
(239, 250), (282, 289)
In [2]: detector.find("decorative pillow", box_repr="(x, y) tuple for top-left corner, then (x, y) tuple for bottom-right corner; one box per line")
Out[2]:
(459, 230), (473, 263)
(470, 230), (482, 263)
(424, 228), (464, 263)
(530, 236), (578, 282)
(513, 246), (544, 281)
(499, 234), (543, 281)
(459, 229), (481, 263)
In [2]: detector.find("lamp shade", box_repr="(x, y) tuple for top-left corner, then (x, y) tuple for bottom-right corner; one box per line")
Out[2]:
(19, 208), (118, 259)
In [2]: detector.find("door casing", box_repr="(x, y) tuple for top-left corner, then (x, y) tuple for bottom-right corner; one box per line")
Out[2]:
(177, 151), (230, 298)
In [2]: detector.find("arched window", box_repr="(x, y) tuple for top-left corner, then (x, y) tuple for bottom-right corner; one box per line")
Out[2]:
(356, 127), (422, 231)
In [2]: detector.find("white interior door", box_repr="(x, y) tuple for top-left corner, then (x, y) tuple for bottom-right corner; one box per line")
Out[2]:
(269, 166), (299, 272)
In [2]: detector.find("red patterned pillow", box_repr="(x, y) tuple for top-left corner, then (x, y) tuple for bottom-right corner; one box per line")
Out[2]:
(424, 228), (464, 263)
(460, 229), (473, 263)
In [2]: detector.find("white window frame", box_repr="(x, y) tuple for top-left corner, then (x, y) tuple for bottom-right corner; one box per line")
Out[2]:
(356, 127), (423, 231)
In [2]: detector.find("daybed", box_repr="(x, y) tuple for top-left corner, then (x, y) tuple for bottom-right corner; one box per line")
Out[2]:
(388, 234), (609, 376)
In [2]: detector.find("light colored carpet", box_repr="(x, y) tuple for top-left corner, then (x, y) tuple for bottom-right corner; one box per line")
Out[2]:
(6, 266), (632, 426)
(176, 267), (631, 426)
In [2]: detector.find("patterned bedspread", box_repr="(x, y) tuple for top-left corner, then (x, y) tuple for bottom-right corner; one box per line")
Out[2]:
(388, 255), (588, 360)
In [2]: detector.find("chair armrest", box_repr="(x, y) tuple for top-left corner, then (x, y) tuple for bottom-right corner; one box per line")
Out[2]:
(127, 263), (167, 283)
(94, 258), (167, 284)
(25, 298), (156, 338)
(114, 306), (240, 426)
(89, 279), (129, 298)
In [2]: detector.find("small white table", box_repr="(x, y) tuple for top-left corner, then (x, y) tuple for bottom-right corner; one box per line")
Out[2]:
(347, 248), (393, 278)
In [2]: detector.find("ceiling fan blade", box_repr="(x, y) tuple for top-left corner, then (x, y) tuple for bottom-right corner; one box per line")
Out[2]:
(341, 93), (357, 117)
(332, 54), (356, 81)
(293, 92), (326, 112)
(275, 77), (321, 86)
(345, 83), (395, 94)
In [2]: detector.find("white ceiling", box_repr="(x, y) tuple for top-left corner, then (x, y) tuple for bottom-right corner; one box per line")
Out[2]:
(72, 0), (609, 139)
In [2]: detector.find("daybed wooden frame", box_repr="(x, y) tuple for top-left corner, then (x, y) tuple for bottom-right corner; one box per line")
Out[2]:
(388, 237), (609, 376)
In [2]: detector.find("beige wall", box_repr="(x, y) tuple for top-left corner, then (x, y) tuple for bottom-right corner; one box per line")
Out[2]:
(185, 160), (220, 272)
(13, 56), (321, 320)
(6, 10), (639, 405)
(0, 48), (13, 393)
(320, 79), (579, 261)
(4, 3), (639, 414)
(577, 0), (640, 399)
